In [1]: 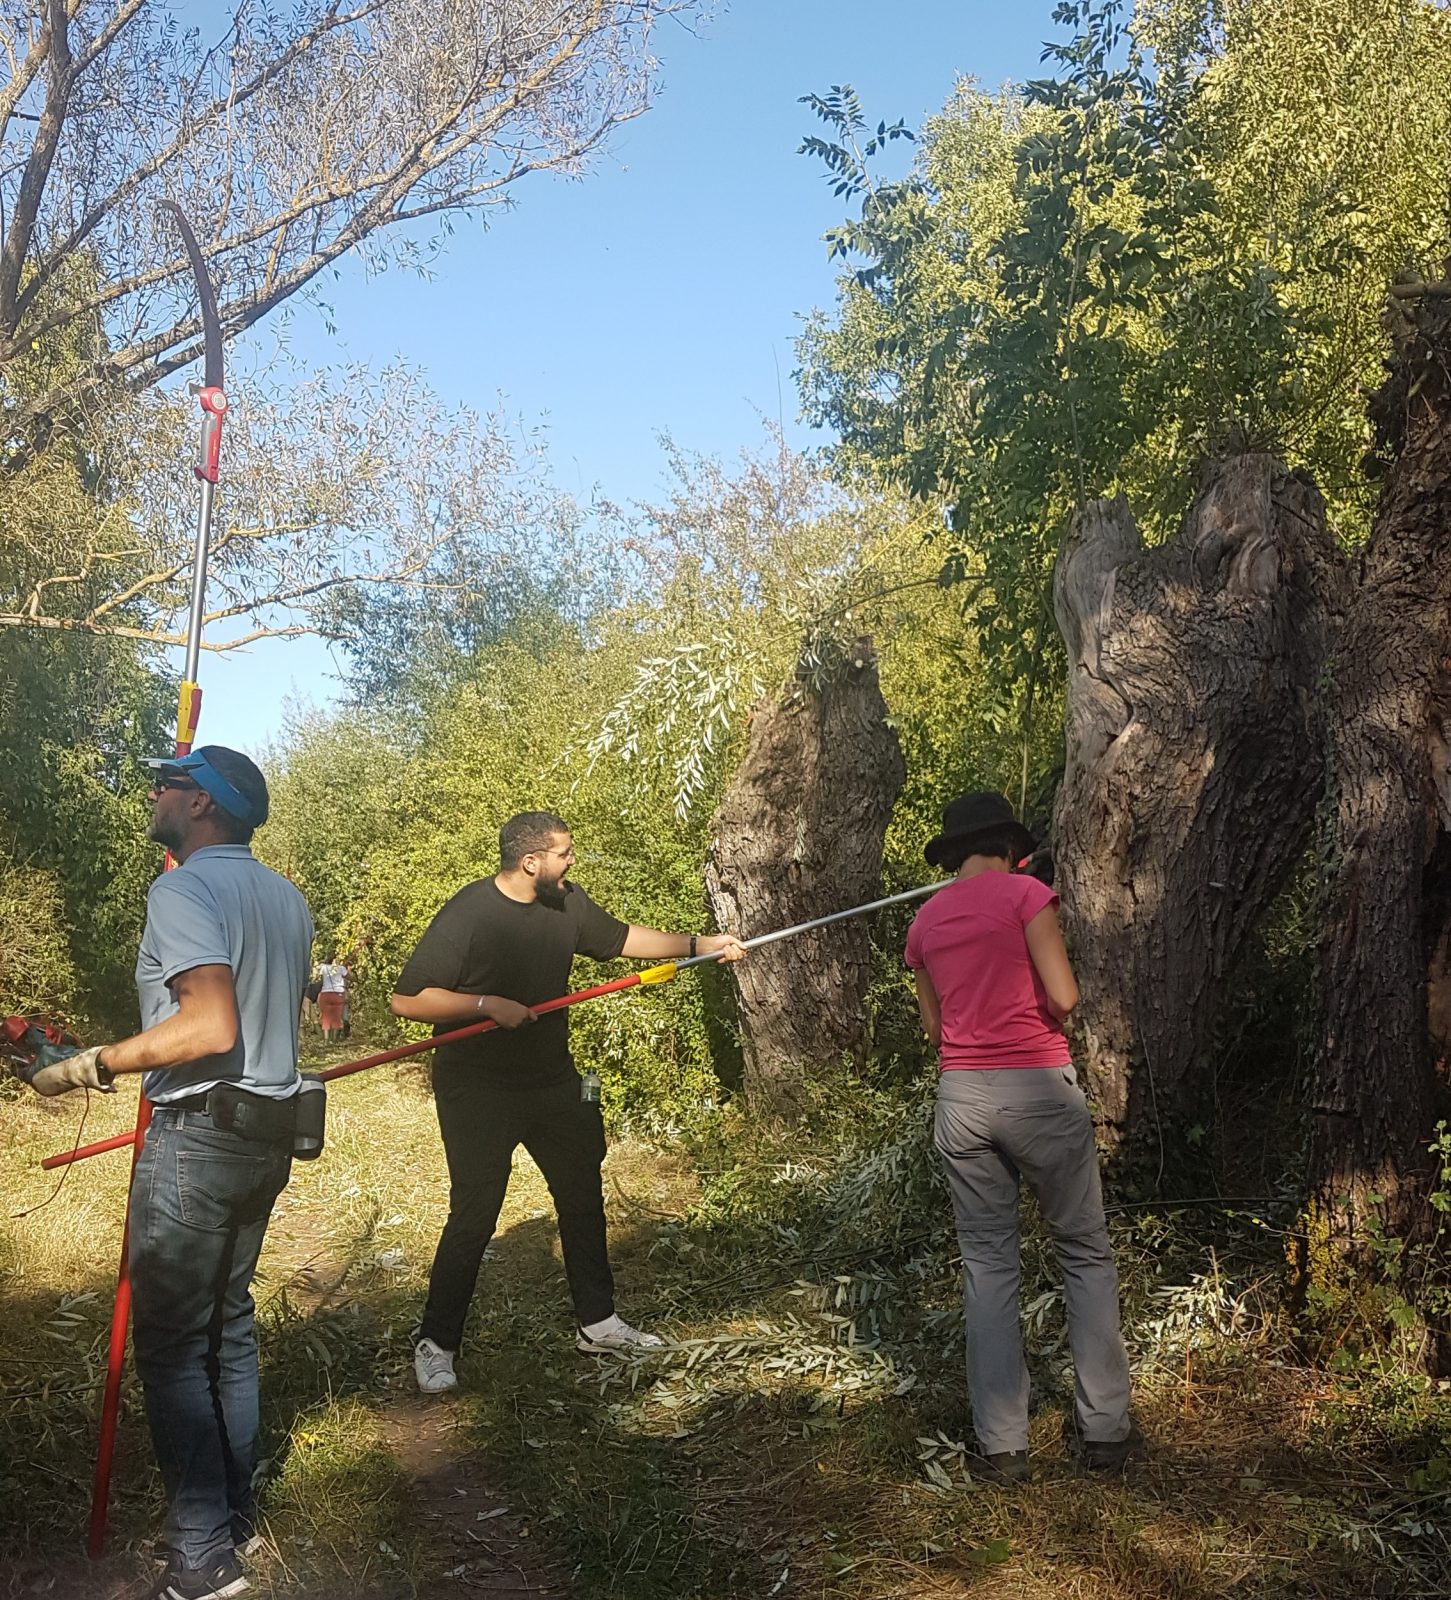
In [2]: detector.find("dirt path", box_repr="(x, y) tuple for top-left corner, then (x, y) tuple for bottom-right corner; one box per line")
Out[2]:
(375, 1400), (565, 1599)
(257, 1191), (569, 1600)
(0, 1553), (147, 1600)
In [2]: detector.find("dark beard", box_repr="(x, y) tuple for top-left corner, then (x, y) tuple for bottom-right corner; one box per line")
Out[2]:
(147, 815), (183, 853)
(535, 876), (568, 909)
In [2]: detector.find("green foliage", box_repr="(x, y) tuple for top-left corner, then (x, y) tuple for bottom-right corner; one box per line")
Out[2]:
(257, 717), (400, 964)
(269, 435), (1056, 1117)
(1300, 1122), (1451, 1373)
(798, 0), (1451, 703)
(0, 625), (173, 1030)
(580, 435), (935, 818)
(0, 272), (180, 1032)
(0, 865), (75, 1019)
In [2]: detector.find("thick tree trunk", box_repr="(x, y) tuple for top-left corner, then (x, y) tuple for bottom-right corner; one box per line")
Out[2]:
(1053, 457), (1347, 1173)
(706, 638), (905, 1112)
(1311, 288), (1451, 1257)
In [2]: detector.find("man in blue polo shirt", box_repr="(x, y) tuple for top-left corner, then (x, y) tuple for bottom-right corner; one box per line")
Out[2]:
(25, 745), (313, 1600)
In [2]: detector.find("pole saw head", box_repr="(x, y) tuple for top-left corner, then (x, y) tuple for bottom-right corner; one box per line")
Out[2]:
(2, 1015), (82, 1087)
(1014, 844), (1055, 886)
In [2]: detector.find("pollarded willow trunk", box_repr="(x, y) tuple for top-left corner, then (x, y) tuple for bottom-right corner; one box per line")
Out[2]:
(1053, 457), (1347, 1171)
(706, 638), (905, 1113)
(1312, 287), (1451, 1259)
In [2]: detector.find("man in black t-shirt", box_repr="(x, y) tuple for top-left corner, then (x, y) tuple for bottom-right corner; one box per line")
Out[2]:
(392, 809), (745, 1392)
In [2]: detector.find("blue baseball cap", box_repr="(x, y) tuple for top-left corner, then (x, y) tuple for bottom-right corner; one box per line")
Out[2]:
(144, 745), (269, 827)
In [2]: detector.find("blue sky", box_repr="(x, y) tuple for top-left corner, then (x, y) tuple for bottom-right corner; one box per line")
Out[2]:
(194, 2), (1044, 753)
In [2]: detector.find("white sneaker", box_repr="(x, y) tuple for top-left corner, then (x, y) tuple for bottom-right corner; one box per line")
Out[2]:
(576, 1314), (665, 1354)
(414, 1337), (457, 1392)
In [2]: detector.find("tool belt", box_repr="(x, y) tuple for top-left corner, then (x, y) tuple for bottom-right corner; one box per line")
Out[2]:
(162, 1075), (326, 1159)
(165, 1083), (295, 1142)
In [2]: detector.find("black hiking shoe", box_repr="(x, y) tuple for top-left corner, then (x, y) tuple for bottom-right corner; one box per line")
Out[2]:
(1083, 1418), (1145, 1475)
(145, 1549), (249, 1600)
(967, 1449), (1031, 1485)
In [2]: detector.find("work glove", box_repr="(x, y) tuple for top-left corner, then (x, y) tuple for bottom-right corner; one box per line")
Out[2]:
(28, 1047), (115, 1097)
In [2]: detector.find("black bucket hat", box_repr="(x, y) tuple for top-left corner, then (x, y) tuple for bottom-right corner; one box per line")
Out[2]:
(924, 791), (1036, 868)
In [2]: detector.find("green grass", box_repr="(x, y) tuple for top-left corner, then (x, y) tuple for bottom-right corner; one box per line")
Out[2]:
(4, 1055), (1451, 1598)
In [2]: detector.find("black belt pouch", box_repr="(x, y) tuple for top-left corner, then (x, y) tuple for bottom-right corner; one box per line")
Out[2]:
(208, 1084), (297, 1144)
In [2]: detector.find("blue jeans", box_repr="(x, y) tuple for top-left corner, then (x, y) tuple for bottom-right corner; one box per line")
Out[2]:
(129, 1107), (292, 1568)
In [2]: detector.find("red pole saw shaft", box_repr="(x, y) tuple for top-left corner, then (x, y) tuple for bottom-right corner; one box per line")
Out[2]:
(41, 1128), (138, 1169)
(45, 969), (665, 1167)
(46, 879), (959, 1171)
(317, 970), (655, 1082)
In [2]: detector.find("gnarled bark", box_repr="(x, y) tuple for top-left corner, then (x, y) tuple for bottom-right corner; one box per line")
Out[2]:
(1054, 457), (1348, 1169)
(706, 638), (905, 1112)
(1312, 288), (1451, 1251)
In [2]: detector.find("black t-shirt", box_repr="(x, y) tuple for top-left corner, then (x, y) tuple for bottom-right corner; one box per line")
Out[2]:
(394, 878), (629, 1087)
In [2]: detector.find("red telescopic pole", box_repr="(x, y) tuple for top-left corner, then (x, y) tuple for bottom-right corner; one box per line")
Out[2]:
(87, 205), (227, 1560)
(47, 970), (669, 1171)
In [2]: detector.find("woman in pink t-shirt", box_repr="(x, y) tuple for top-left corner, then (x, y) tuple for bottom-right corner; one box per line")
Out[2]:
(906, 792), (1136, 1482)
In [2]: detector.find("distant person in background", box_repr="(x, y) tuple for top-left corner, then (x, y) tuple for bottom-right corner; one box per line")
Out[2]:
(317, 955), (348, 1044)
(907, 792), (1137, 1485)
(302, 972), (322, 1032)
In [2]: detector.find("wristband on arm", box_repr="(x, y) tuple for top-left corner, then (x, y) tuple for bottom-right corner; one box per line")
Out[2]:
(689, 934), (697, 958)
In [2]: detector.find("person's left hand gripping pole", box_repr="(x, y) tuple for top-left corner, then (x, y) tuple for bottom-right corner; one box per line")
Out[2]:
(88, 202), (227, 1561)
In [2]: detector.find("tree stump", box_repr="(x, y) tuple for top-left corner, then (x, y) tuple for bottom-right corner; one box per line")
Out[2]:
(1053, 457), (1346, 1174)
(1312, 285), (1451, 1265)
(706, 638), (905, 1112)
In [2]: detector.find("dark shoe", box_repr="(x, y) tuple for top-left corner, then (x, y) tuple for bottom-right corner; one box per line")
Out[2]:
(1083, 1418), (1145, 1474)
(146, 1550), (249, 1600)
(967, 1449), (1031, 1485)
(229, 1513), (263, 1558)
(231, 1524), (265, 1560)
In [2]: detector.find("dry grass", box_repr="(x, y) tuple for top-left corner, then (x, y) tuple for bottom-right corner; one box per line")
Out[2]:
(4, 1058), (1451, 1599)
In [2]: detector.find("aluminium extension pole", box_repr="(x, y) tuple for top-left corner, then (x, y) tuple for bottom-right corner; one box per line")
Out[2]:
(88, 204), (228, 1561)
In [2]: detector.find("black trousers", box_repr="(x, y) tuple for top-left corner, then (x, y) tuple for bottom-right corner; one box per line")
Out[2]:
(419, 1069), (614, 1350)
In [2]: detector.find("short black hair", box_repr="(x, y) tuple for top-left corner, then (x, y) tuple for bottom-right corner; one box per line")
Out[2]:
(937, 827), (1022, 874)
(499, 810), (569, 870)
(200, 745), (268, 844)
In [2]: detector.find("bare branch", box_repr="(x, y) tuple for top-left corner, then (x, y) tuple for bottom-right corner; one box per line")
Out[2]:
(0, 0), (71, 320)
(1, 0), (697, 464)
(0, 361), (590, 657)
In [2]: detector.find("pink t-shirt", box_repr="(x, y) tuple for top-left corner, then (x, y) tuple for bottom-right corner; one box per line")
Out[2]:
(904, 872), (1071, 1070)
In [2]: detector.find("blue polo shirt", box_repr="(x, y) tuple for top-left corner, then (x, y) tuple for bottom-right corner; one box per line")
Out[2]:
(135, 845), (314, 1105)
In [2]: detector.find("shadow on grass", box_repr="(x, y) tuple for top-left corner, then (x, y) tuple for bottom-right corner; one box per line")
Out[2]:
(426, 1183), (1451, 1600)
(0, 1275), (163, 1594)
(447, 1330), (1451, 1600)
(8, 1128), (1451, 1600)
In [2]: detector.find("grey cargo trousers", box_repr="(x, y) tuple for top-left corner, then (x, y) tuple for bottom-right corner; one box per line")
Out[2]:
(934, 1065), (1132, 1455)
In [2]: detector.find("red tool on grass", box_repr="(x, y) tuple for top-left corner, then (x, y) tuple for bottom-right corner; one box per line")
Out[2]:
(1, 1015), (82, 1083)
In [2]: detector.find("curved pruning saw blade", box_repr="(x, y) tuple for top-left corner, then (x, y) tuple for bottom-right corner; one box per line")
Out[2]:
(158, 201), (223, 390)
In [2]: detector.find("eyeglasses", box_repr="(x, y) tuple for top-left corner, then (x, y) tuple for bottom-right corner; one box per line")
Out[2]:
(152, 776), (200, 794)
